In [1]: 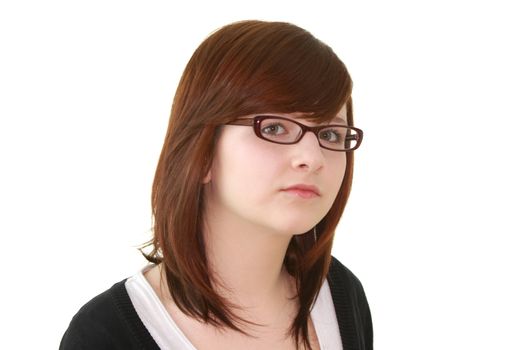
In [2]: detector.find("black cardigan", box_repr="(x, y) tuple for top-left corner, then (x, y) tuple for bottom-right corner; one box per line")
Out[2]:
(60, 257), (373, 349)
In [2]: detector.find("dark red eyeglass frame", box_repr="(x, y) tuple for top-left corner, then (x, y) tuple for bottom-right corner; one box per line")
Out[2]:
(227, 115), (363, 152)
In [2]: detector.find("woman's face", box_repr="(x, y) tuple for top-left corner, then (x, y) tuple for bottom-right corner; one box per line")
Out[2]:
(203, 105), (348, 236)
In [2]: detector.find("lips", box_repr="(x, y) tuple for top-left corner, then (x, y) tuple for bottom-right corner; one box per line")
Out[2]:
(281, 184), (321, 198)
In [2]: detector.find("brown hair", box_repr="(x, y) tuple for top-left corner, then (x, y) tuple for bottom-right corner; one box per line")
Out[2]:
(143, 20), (354, 349)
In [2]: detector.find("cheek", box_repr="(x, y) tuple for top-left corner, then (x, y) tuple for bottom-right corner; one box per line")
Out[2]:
(317, 157), (346, 221)
(212, 139), (279, 196)
(329, 153), (347, 182)
(325, 154), (347, 203)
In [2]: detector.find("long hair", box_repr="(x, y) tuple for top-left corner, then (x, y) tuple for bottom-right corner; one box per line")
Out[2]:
(143, 20), (355, 350)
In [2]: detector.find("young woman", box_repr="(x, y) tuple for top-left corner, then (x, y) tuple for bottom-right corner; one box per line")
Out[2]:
(60, 20), (372, 350)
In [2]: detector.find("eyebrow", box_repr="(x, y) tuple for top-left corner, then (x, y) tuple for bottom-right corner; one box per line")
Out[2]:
(260, 113), (348, 125)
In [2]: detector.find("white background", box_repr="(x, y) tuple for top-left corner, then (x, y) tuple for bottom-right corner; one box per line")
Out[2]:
(1, 1), (524, 349)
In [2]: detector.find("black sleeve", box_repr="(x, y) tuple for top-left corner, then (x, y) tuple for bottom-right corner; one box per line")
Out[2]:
(59, 280), (159, 350)
(328, 256), (374, 350)
(60, 312), (121, 350)
(352, 269), (373, 349)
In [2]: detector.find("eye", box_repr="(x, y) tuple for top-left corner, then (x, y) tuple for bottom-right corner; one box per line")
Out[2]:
(261, 123), (288, 136)
(319, 128), (343, 143)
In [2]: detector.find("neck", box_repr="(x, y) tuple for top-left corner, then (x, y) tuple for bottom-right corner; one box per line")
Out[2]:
(202, 205), (296, 309)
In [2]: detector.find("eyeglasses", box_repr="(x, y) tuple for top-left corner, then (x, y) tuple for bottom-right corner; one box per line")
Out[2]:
(226, 115), (363, 152)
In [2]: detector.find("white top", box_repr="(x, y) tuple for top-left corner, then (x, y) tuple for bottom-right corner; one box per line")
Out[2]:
(125, 266), (343, 350)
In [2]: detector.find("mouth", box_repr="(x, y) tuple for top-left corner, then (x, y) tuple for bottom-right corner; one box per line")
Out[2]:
(281, 184), (321, 198)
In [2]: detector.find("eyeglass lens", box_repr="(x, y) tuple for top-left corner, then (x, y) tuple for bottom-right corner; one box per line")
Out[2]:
(258, 118), (358, 150)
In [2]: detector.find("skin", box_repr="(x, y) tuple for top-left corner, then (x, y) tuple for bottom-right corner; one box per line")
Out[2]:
(145, 105), (348, 349)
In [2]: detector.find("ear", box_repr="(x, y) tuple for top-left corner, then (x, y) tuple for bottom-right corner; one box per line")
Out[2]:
(202, 169), (212, 184)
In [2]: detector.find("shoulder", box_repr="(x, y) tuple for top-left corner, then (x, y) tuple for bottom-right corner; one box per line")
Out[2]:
(327, 256), (374, 350)
(60, 279), (159, 350)
(327, 255), (369, 311)
(328, 256), (366, 293)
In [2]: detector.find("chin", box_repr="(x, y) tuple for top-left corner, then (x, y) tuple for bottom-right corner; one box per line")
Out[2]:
(260, 206), (328, 236)
(270, 219), (321, 237)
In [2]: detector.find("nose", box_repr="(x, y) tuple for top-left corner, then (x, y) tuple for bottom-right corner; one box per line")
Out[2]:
(290, 131), (325, 172)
